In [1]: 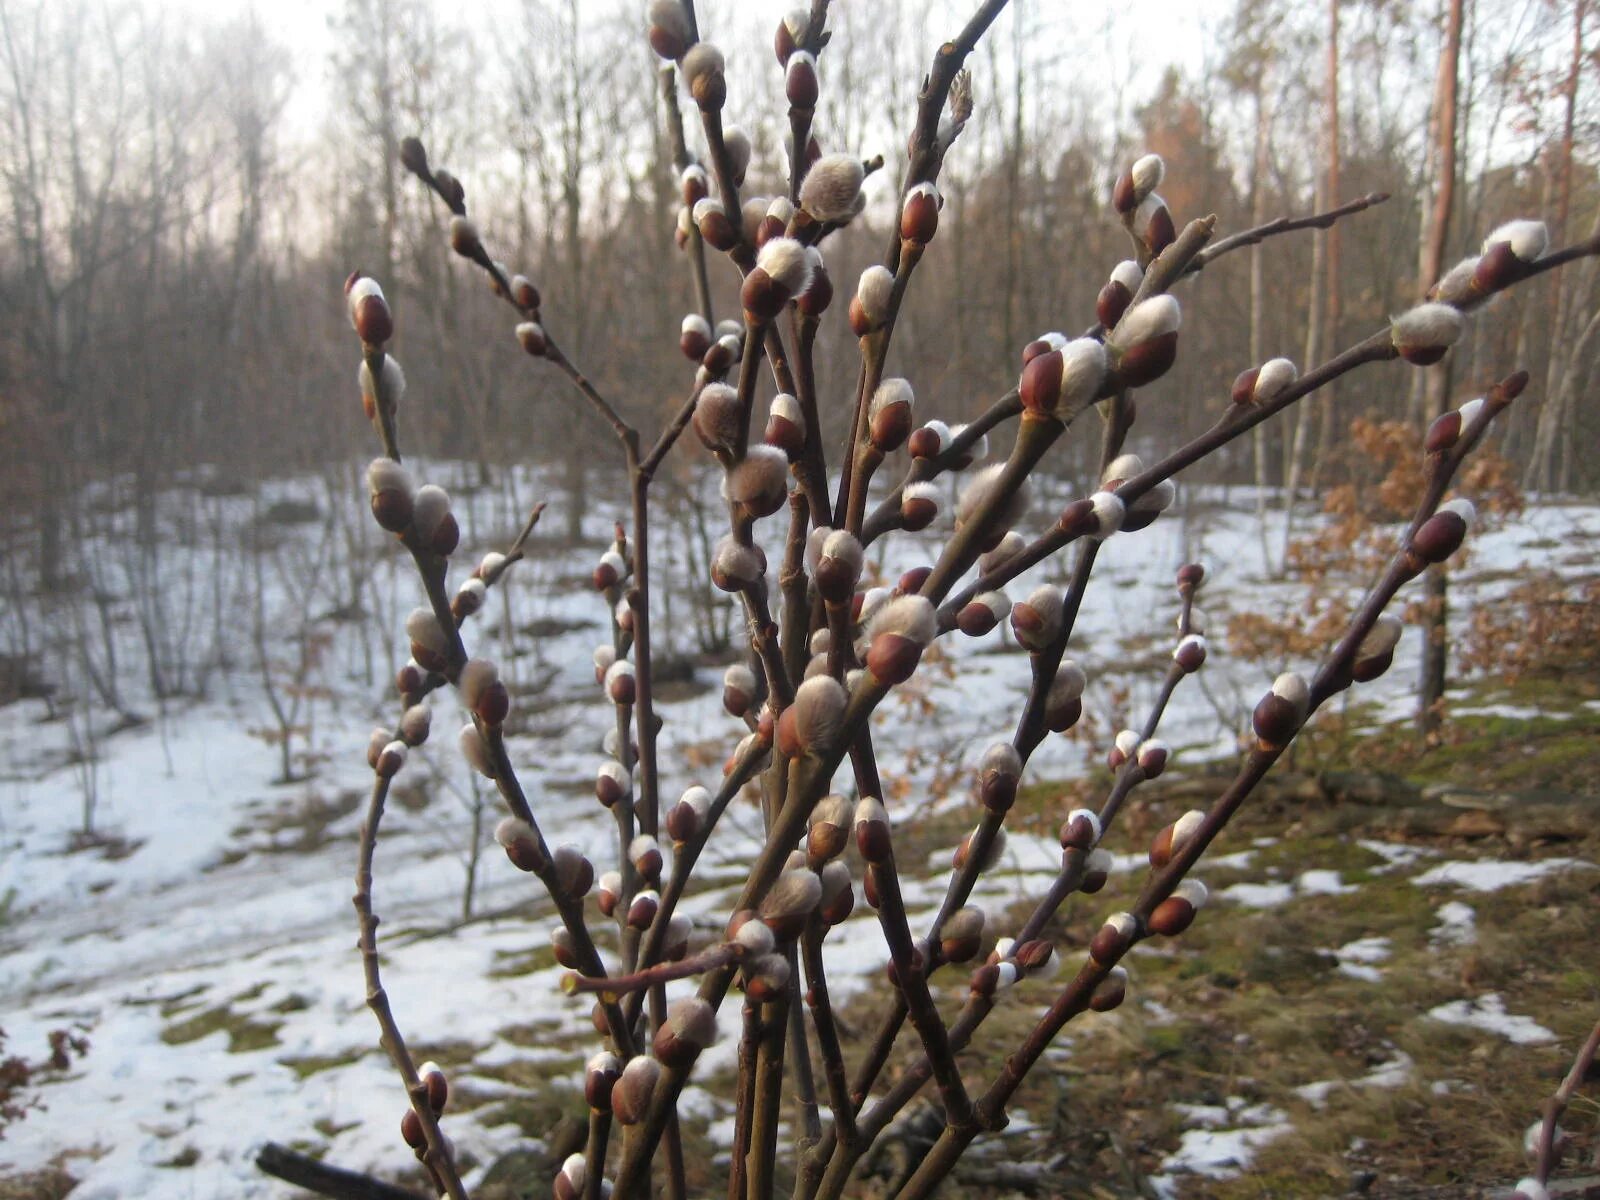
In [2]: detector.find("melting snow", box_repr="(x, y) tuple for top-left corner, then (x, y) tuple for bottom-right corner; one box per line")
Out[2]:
(1412, 858), (1596, 892)
(1426, 993), (1556, 1045)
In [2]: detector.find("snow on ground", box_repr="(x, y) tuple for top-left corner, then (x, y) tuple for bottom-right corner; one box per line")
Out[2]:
(1425, 994), (1557, 1046)
(1294, 1052), (1414, 1108)
(1411, 857), (1598, 892)
(0, 468), (1595, 1196)
(1151, 1099), (1293, 1196)
(1430, 900), (1478, 946)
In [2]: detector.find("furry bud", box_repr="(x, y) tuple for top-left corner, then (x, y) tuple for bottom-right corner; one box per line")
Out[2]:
(1082, 848), (1113, 893)
(448, 215), (480, 259)
(941, 906), (987, 963)
(596, 871), (622, 917)
(744, 237), (812, 320)
(604, 658), (636, 706)
(865, 595), (936, 685)
(850, 264), (895, 336)
(818, 859), (854, 924)
(1483, 219), (1548, 265)
(459, 724), (495, 777)
(596, 760), (632, 808)
(1410, 498), (1474, 564)
(627, 888), (660, 931)
(585, 1049), (620, 1120)
(1162, 634), (1207, 679)
(411, 485), (459, 557)
(405, 607), (450, 672)
(1232, 357), (1298, 407)
(952, 825), (1005, 871)
(956, 590), (1010, 638)
(1089, 965), (1129, 1012)
(743, 952), (791, 1003)
(854, 796), (891, 862)
(1109, 295), (1181, 387)
(514, 321), (547, 357)
(726, 445), (791, 519)
(612, 1057), (661, 1126)
(1137, 738), (1169, 778)
(1096, 260), (1143, 327)
(1149, 879), (1208, 937)
(1090, 912), (1137, 963)
(1124, 479), (1175, 533)
(806, 794), (853, 865)
(594, 549), (629, 593)
(495, 817), (541, 872)
(358, 355), (405, 421)
(451, 577), (486, 621)
(552, 844), (594, 898)
(777, 675), (847, 758)
(1107, 729), (1142, 771)
(348, 277), (393, 345)
(682, 41), (725, 109)
(815, 529), (864, 602)
(647, 0), (693, 59)
(399, 705), (431, 747)
(711, 536), (766, 592)
(1253, 672), (1311, 746)
(692, 382), (742, 455)
(653, 997), (716, 1068)
(955, 463), (1029, 552)
(1113, 153), (1164, 214)
(897, 481), (941, 532)
(722, 663), (758, 718)
(761, 869), (823, 939)
(900, 182), (940, 244)
(459, 659), (508, 726)
(680, 313), (712, 361)
(1352, 614), (1403, 683)
(785, 48), (819, 107)
(366, 727), (393, 771)
(869, 378), (915, 451)
(666, 785), (711, 844)
(630, 834), (664, 883)
(1060, 807), (1101, 852)
(1087, 491), (1125, 539)
(800, 153), (866, 223)
(765, 392), (806, 459)
(693, 198), (736, 252)
(978, 742), (1022, 813)
(1391, 303), (1464, 366)
(908, 419), (950, 460)
(1045, 661), (1087, 732)
(1010, 585), (1064, 654)
(1021, 338), (1107, 418)
(367, 459), (415, 533)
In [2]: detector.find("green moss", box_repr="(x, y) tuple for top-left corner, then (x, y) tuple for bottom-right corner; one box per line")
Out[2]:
(279, 1049), (367, 1078)
(161, 1006), (281, 1053)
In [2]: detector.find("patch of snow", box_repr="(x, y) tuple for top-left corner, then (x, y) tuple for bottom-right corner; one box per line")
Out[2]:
(1296, 869), (1354, 896)
(1426, 993), (1556, 1045)
(1412, 858), (1596, 893)
(1329, 935), (1391, 983)
(1219, 881), (1295, 908)
(1220, 869), (1355, 908)
(1295, 1051), (1413, 1108)
(1431, 901), (1477, 946)
(1358, 839), (1433, 871)
(1153, 1099), (1291, 1189)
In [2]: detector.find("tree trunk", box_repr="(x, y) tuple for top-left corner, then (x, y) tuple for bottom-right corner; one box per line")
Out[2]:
(1417, 0), (1465, 741)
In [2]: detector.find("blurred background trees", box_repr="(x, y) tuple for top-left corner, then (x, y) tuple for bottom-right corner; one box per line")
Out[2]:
(0, 0), (1595, 717)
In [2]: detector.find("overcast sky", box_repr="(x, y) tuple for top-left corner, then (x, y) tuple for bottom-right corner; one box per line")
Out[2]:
(177, 0), (1229, 144)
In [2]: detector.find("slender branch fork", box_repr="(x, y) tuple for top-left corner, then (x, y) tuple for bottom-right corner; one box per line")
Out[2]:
(331, 0), (1600, 1196)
